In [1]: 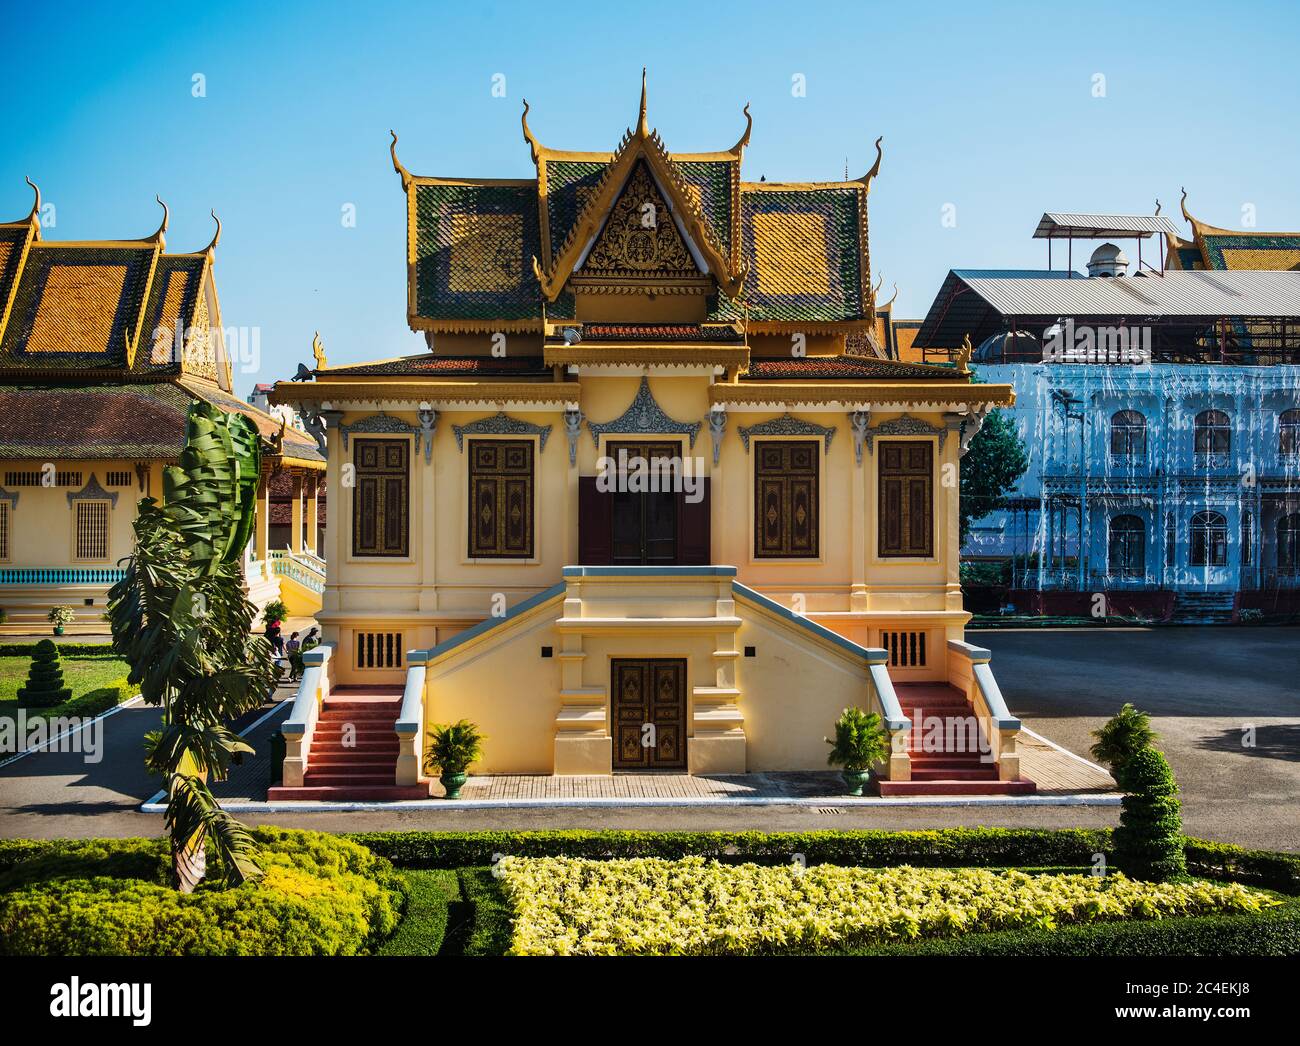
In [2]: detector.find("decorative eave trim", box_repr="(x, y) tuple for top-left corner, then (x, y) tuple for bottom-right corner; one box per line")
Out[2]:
(737, 412), (836, 452)
(407, 315), (544, 334)
(709, 382), (1015, 409)
(271, 380), (582, 407)
(543, 344), (749, 368)
(65, 474), (118, 508)
(747, 320), (877, 335)
(452, 411), (552, 452)
(587, 375), (702, 448)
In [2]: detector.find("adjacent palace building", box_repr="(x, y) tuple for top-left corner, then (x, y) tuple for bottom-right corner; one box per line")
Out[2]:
(270, 77), (1025, 798)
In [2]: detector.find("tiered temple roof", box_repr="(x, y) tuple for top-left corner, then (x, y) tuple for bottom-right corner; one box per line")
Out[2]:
(389, 72), (884, 337)
(0, 183), (321, 467)
(1168, 189), (1300, 272)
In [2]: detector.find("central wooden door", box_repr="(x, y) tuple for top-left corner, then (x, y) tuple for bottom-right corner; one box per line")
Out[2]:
(611, 658), (686, 770)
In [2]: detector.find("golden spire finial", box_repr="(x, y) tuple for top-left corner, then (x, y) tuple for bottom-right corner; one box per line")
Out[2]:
(956, 333), (973, 375)
(201, 209), (222, 255)
(860, 136), (883, 190)
(148, 194), (169, 244)
(1179, 186), (1192, 224)
(637, 67), (649, 138)
(521, 99), (542, 164)
(23, 175), (40, 226)
(730, 102), (752, 155)
(311, 330), (327, 370)
(390, 130), (412, 190)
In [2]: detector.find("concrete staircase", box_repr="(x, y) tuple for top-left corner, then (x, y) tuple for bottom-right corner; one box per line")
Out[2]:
(1172, 591), (1235, 624)
(267, 685), (429, 801)
(881, 682), (1035, 796)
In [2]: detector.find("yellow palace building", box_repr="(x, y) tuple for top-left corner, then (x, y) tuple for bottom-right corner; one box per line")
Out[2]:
(271, 76), (1026, 798)
(0, 185), (324, 633)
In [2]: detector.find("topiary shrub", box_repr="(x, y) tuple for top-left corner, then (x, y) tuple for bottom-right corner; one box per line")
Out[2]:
(1090, 702), (1157, 789)
(1113, 747), (1187, 882)
(15, 639), (73, 709)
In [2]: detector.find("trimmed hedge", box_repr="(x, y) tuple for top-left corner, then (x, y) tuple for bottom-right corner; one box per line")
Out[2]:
(347, 828), (1114, 871)
(1185, 839), (1300, 893)
(15, 640), (72, 708)
(842, 898), (1300, 957)
(1114, 748), (1187, 882)
(0, 643), (116, 658)
(0, 828), (403, 956)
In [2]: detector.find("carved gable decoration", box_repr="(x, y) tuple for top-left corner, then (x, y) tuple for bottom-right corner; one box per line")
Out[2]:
(577, 160), (702, 284)
(588, 376), (702, 448)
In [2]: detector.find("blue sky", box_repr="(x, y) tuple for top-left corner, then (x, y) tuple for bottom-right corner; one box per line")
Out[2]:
(3, 0), (1298, 394)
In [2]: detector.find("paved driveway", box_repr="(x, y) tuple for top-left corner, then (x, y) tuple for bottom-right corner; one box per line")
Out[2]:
(0, 628), (1295, 848)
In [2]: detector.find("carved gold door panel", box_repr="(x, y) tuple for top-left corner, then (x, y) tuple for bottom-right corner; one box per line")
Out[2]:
(611, 658), (686, 770)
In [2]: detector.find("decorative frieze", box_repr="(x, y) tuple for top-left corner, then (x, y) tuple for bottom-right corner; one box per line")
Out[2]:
(737, 412), (836, 453)
(339, 412), (422, 454)
(863, 414), (947, 455)
(588, 376), (702, 448)
(452, 412), (552, 453)
(65, 474), (118, 508)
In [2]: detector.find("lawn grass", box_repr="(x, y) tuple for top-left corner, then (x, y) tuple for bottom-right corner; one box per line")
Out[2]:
(377, 870), (460, 956)
(0, 653), (130, 719)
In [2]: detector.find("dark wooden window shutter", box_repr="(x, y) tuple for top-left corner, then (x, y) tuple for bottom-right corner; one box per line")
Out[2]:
(878, 440), (933, 558)
(675, 478), (710, 565)
(352, 438), (409, 557)
(467, 439), (534, 558)
(753, 441), (819, 559)
(578, 475), (613, 564)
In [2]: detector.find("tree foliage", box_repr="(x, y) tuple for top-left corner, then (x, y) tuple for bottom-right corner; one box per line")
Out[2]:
(960, 408), (1029, 543)
(108, 402), (276, 891)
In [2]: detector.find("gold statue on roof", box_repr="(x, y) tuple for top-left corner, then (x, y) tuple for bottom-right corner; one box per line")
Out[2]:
(312, 330), (328, 370)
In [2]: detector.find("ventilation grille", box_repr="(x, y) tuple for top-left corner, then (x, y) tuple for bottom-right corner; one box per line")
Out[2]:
(355, 631), (404, 670)
(105, 471), (134, 487)
(4, 470), (82, 487)
(881, 630), (927, 668)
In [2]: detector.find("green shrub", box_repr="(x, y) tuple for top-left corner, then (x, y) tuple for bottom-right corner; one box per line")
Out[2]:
(1114, 748), (1187, 882)
(15, 640), (73, 708)
(459, 868), (513, 956)
(348, 827), (1114, 870)
(376, 870), (458, 956)
(825, 707), (888, 773)
(0, 828), (403, 956)
(424, 720), (485, 776)
(1090, 702), (1157, 788)
(1184, 839), (1300, 894)
(58, 677), (133, 718)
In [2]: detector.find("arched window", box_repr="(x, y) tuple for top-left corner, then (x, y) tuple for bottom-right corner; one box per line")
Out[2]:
(1280, 410), (1300, 457)
(1110, 410), (1146, 458)
(1190, 510), (1228, 567)
(1279, 513), (1300, 572)
(1108, 515), (1145, 577)
(1193, 410), (1231, 456)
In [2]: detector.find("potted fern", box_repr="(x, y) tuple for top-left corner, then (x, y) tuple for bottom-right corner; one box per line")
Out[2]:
(47, 605), (75, 636)
(424, 719), (484, 799)
(825, 706), (889, 796)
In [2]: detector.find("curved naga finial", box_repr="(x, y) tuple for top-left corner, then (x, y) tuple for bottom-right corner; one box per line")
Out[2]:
(201, 209), (222, 254)
(23, 175), (40, 225)
(881, 282), (900, 310)
(521, 99), (542, 164)
(860, 135), (883, 189)
(729, 102), (752, 155)
(149, 194), (169, 243)
(311, 330), (327, 370)
(390, 130), (412, 190)
(1154, 198), (1162, 217)
(1179, 186), (1192, 224)
(956, 333), (973, 375)
(872, 273), (884, 299)
(636, 67), (650, 138)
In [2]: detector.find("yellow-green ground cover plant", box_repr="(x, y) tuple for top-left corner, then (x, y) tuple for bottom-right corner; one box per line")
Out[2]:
(0, 828), (403, 956)
(496, 856), (1279, 956)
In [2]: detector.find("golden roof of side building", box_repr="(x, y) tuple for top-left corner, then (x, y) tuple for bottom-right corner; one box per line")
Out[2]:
(0, 183), (322, 468)
(390, 71), (886, 336)
(1168, 189), (1300, 272)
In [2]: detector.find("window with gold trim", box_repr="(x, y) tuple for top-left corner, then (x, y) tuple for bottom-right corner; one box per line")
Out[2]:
(878, 440), (933, 558)
(75, 500), (110, 561)
(352, 439), (409, 557)
(468, 439), (534, 558)
(754, 440), (818, 559)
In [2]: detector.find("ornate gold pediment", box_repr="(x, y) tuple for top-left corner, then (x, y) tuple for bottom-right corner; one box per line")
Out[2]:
(577, 160), (702, 284)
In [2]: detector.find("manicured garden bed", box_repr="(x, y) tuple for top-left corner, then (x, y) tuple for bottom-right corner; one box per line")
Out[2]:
(0, 650), (132, 720)
(2, 829), (1297, 957)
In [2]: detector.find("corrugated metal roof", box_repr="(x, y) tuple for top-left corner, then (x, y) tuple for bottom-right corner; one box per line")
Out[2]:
(1033, 212), (1181, 240)
(915, 269), (1300, 348)
(959, 269), (1300, 318)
